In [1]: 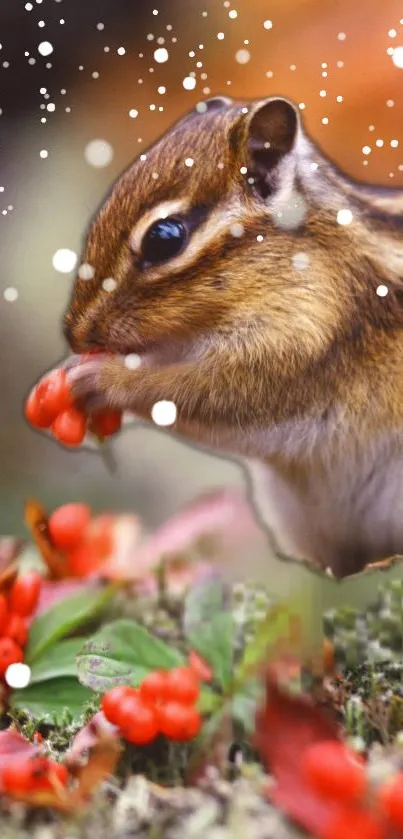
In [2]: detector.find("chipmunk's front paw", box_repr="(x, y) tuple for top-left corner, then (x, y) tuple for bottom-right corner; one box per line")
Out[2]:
(66, 354), (132, 413)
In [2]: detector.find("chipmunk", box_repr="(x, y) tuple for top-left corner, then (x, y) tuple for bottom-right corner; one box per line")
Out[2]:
(63, 94), (403, 579)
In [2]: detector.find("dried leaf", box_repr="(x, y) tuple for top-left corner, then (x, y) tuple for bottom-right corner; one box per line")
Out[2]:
(0, 727), (40, 767)
(0, 538), (25, 593)
(65, 711), (118, 764)
(66, 712), (122, 806)
(24, 499), (68, 579)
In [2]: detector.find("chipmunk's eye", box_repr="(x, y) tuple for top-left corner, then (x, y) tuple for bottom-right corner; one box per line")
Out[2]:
(141, 217), (188, 266)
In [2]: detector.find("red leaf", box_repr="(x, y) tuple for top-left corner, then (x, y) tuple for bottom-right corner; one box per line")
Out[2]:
(29, 579), (91, 623)
(255, 670), (344, 836)
(0, 728), (40, 772)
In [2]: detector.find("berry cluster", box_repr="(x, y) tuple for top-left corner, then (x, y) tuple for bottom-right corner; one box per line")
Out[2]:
(101, 665), (204, 745)
(0, 572), (42, 678)
(25, 367), (122, 446)
(301, 739), (403, 839)
(2, 755), (69, 797)
(48, 502), (114, 577)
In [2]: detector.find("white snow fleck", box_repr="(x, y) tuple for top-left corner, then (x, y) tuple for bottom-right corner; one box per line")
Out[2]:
(84, 139), (114, 167)
(292, 252), (310, 270)
(3, 287), (19, 302)
(263, 20), (273, 29)
(235, 49), (250, 63)
(230, 222), (244, 237)
(38, 41), (53, 56)
(151, 400), (177, 426)
(154, 47), (168, 63)
(129, 108), (138, 118)
(78, 263), (95, 280)
(392, 46), (403, 68)
(362, 145), (371, 155)
(102, 277), (117, 292)
(39, 149), (48, 158)
(185, 157), (194, 167)
(376, 285), (388, 297)
(117, 47), (126, 56)
(125, 354), (142, 370)
(5, 663), (31, 689)
(337, 209), (353, 225)
(183, 76), (196, 90)
(52, 249), (77, 273)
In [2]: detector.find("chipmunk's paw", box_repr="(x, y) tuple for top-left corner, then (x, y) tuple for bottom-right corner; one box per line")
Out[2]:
(66, 354), (132, 413)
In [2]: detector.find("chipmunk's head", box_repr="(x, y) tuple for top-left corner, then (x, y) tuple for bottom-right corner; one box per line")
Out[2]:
(63, 94), (393, 364)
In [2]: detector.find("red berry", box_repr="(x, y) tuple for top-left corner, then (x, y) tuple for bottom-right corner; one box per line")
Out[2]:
(0, 595), (9, 635)
(2, 757), (69, 795)
(378, 772), (403, 830)
(2, 758), (43, 793)
(85, 515), (114, 558)
(159, 702), (201, 741)
(52, 407), (87, 446)
(101, 686), (136, 725)
(5, 614), (28, 648)
(118, 694), (159, 745)
(36, 370), (72, 417)
(48, 502), (91, 551)
(89, 409), (122, 438)
(67, 541), (102, 577)
(165, 667), (200, 705)
(24, 390), (54, 429)
(302, 740), (367, 803)
(188, 650), (213, 683)
(322, 808), (385, 839)
(0, 638), (24, 675)
(139, 670), (170, 704)
(9, 572), (42, 618)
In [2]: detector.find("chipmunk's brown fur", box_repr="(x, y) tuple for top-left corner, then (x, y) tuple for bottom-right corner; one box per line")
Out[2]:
(63, 95), (403, 577)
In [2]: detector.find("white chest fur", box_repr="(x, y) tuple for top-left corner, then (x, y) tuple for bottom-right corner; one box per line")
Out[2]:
(246, 427), (403, 576)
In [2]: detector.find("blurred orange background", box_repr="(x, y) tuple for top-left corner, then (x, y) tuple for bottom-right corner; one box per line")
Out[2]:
(0, 0), (402, 604)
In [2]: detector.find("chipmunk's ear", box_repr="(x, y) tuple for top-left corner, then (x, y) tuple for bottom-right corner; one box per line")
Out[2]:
(234, 97), (300, 198)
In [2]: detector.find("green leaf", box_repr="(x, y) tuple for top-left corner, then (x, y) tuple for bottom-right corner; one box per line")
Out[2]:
(183, 577), (229, 630)
(183, 578), (234, 692)
(186, 612), (234, 693)
(234, 602), (296, 684)
(198, 688), (222, 715)
(9, 677), (93, 724)
(76, 619), (184, 693)
(28, 638), (87, 684)
(231, 681), (262, 734)
(25, 584), (117, 664)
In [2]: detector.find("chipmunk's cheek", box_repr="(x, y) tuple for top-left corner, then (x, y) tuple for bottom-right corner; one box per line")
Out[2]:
(67, 358), (124, 411)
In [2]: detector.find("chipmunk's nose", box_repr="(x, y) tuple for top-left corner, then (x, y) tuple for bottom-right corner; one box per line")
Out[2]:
(63, 312), (104, 353)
